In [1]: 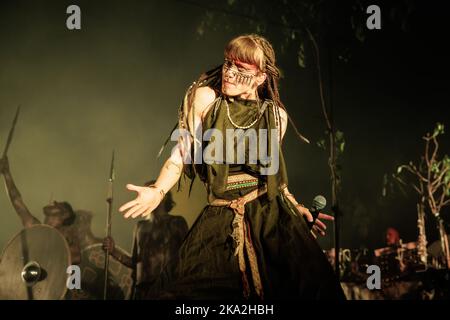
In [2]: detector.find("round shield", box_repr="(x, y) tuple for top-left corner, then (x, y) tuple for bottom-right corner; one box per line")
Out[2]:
(75, 244), (133, 300)
(0, 225), (71, 300)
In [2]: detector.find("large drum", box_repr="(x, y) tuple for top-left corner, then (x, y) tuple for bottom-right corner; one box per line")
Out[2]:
(324, 248), (373, 283)
(374, 242), (422, 283)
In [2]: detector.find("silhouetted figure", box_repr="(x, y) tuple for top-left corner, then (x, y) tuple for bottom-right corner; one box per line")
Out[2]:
(0, 156), (84, 264)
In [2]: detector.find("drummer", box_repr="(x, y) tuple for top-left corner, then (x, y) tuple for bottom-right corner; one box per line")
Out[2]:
(375, 227), (417, 257)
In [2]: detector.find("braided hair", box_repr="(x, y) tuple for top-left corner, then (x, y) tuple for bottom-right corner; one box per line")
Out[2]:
(224, 34), (285, 111)
(180, 34), (308, 158)
(186, 34), (284, 110)
(222, 34), (309, 144)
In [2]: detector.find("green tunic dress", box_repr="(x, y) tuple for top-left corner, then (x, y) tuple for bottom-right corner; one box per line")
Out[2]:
(153, 93), (345, 300)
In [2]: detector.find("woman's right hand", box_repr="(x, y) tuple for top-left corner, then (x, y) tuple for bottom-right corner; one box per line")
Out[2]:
(119, 184), (163, 219)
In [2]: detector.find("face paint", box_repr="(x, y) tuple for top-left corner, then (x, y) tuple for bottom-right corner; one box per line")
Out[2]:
(222, 59), (258, 86)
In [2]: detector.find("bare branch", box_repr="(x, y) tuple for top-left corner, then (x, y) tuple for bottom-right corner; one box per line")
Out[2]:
(427, 184), (439, 213)
(424, 135), (431, 167)
(432, 166), (449, 188)
(403, 164), (428, 183)
(412, 184), (422, 194)
(438, 187), (446, 209)
(394, 174), (421, 194)
(431, 135), (439, 166)
(393, 175), (408, 186)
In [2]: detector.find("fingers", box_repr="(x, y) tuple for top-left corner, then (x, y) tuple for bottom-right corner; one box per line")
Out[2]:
(120, 184), (150, 216)
(137, 202), (159, 219)
(142, 212), (151, 218)
(119, 200), (138, 213)
(131, 204), (149, 219)
(126, 184), (143, 192)
(313, 225), (326, 236)
(124, 203), (145, 219)
(102, 238), (112, 251)
(310, 212), (334, 238)
(297, 206), (313, 222)
(102, 237), (113, 245)
(315, 218), (327, 231)
(142, 207), (153, 218)
(317, 212), (334, 221)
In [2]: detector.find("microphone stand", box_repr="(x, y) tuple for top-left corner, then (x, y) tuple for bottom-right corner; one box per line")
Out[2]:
(332, 204), (342, 278)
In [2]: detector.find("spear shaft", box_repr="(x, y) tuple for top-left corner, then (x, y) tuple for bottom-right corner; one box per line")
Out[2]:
(103, 150), (115, 300)
(2, 106), (21, 158)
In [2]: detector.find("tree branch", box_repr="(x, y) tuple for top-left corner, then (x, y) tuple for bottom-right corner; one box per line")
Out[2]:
(438, 186), (447, 209)
(432, 166), (448, 188)
(424, 135), (431, 168)
(403, 165), (428, 183)
(394, 175), (421, 195)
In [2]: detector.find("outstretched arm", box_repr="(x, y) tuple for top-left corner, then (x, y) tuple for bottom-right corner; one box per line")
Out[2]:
(119, 86), (216, 219)
(0, 156), (40, 227)
(119, 144), (185, 219)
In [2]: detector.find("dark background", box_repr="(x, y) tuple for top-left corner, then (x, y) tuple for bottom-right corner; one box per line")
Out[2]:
(0, 0), (448, 255)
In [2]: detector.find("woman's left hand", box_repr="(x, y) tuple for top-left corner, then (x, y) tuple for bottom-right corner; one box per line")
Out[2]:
(296, 205), (334, 237)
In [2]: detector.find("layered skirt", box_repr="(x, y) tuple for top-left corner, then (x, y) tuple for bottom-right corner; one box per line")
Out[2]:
(149, 173), (345, 300)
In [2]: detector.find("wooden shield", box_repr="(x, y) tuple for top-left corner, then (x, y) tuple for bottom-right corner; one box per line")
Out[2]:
(0, 225), (71, 300)
(75, 244), (133, 300)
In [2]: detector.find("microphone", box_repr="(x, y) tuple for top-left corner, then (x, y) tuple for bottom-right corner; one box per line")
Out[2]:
(306, 195), (327, 229)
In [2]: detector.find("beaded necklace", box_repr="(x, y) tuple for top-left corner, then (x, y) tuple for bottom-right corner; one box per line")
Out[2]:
(225, 98), (263, 130)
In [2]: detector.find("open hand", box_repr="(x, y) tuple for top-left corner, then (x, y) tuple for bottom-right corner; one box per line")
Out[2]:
(119, 184), (163, 219)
